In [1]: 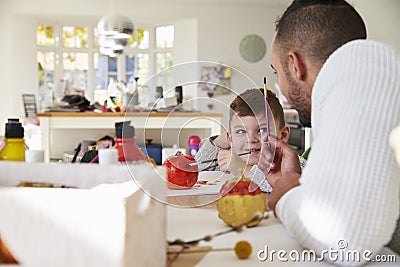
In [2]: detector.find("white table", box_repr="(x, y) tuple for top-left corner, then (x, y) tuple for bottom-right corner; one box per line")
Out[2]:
(167, 207), (400, 266)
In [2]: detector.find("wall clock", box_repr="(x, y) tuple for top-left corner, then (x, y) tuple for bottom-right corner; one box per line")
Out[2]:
(239, 34), (266, 63)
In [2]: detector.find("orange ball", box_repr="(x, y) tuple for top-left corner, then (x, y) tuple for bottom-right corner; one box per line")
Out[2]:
(234, 240), (252, 259)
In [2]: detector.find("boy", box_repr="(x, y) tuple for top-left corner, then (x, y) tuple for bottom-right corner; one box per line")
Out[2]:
(195, 88), (305, 192)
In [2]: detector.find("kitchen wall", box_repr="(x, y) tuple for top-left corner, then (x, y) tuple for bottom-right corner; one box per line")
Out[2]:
(0, 0), (399, 135)
(351, 0), (400, 49)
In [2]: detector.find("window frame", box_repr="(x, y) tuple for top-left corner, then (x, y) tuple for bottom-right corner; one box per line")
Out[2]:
(36, 21), (174, 109)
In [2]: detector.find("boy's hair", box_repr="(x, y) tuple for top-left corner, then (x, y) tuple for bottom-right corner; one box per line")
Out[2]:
(229, 88), (285, 130)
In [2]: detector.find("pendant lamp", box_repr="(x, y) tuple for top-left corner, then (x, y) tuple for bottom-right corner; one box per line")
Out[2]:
(97, 0), (134, 57)
(97, 14), (134, 39)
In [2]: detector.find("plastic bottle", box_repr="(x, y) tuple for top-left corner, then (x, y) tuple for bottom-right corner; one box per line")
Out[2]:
(0, 119), (27, 161)
(188, 135), (201, 157)
(114, 121), (145, 162)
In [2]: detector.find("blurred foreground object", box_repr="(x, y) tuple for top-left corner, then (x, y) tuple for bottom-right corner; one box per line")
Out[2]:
(0, 162), (166, 267)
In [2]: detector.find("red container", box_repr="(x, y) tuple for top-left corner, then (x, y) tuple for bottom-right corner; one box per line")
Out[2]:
(115, 137), (144, 162)
(115, 121), (145, 162)
(163, 151), (198, 189)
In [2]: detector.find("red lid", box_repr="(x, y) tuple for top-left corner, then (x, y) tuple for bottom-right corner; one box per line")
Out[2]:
(188, 135), (201, 145)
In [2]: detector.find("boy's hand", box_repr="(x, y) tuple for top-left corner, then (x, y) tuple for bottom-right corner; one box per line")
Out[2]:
(217, 149), (246, 176)
(212, 132), (231, 150)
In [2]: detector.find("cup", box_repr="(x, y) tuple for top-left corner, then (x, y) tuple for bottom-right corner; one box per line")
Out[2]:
(25, 150), (45, 163)
(98, 148), (118, 165)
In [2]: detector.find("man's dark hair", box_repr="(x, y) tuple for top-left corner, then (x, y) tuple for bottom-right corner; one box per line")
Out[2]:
(275, 0), (366, 67)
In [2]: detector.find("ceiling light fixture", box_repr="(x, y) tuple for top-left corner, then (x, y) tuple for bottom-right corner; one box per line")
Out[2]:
(97, 0), (134, 57)
(98, 35), (127, 50)
(97, 14), (134, 39)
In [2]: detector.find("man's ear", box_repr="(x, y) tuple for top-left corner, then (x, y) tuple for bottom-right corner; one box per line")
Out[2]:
(280, 125), (291, 143)
(288, 51), (307, 82)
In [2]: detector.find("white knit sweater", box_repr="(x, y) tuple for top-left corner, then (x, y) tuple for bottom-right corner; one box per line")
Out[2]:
(276, 40), (400, 265)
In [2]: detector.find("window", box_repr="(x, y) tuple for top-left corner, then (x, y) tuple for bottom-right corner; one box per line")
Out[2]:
(123, 28), (151, 85)
(156, 25), (174, 49)
(62, 26), (88, 48)
(36, 22), (174, 110)
(37, 24), (93, 110)
(154, 25), (174, 97)
(37, 24), (55, 110)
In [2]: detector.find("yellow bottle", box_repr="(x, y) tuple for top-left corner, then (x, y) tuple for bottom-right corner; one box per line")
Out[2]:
(0, 119), (27, 161)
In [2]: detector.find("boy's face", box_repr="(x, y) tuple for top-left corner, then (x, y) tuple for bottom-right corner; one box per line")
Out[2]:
(229, 112), (280, 166)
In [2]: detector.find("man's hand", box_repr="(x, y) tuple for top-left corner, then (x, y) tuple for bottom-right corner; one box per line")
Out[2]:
(258, 137), (301, 184)
(217, 149), (246, 176)
(268, 172), (300, 214)
(258, 137), (302, 213)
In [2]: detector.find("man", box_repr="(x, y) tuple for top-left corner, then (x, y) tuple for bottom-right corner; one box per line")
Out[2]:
(258, 0), (400, 264)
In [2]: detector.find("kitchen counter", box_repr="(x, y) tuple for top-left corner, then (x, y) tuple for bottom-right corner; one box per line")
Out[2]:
(37, 112), (223, 162)
(37, 111), (222, 118)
